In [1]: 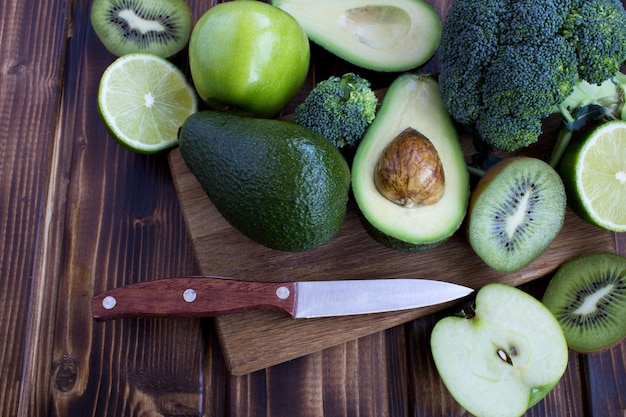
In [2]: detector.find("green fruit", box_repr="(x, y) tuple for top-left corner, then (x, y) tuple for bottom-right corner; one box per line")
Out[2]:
(351, 74), (469, 251)
(557, 120), (626, 232)
(90, 0), (193, 58)
(188, 1), (310, 118)
(97, 53), (197, 154)
(272, 0), (441, 72)
(468, 157), (566, 272)
(542, 252), (626, 353)
(431, 284), (569, 417)
(178, 111), (350, 252)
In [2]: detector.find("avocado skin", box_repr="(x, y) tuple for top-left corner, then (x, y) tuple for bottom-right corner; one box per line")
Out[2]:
(359, 212), (449, 252)
(178, 111), (351, 252)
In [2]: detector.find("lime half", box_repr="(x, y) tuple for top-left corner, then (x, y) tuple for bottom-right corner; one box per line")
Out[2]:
(558, 120), (626, 232)
(98, 53), (197, 153)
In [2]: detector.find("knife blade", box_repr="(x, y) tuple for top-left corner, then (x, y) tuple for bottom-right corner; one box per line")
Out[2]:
(91, 277), (474, 320)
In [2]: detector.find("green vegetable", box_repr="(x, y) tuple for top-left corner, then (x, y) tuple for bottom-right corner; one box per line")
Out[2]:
(439, 0), (626, 155)
(549, 72), (626, 166)
(290, 73), (378, 149)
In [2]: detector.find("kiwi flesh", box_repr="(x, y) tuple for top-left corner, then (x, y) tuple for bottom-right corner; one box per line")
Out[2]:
(90, 0), (193, 58)
(542, 252), (626, 353)
(467, 157), (566, 272)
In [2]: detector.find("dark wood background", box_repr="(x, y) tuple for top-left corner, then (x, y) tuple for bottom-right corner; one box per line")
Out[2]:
(1, 0), (624, 416)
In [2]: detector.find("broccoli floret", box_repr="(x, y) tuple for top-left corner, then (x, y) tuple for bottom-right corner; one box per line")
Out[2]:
(482, 37), (578, 120)
(563, 0), (626, 84)
(290, 73), (378, 149)
(475, 36), (582, 152)
(438, 0), (502, 125)
(502, 0), (570, 44)
(439, 0), (626, 153)
(476, 108), (544, 152)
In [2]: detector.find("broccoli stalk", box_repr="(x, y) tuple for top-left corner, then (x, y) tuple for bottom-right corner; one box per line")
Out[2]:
(556, 72), (626, 128)
(290, 73), (378, 149)
(549, 71), (626, 167)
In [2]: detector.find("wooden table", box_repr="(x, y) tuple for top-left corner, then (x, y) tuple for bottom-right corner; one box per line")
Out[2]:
(2, 0), (624, 416)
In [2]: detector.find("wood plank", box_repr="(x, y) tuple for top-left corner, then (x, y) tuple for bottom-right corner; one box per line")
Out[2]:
(584, 342), (626, 417)
(0, 1), (70, 416)
(226, 327), (412, 417)
(40, 2), (209, 417)
(168, 144), (616, 375)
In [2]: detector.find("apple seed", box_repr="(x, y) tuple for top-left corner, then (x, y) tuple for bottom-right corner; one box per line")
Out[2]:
(497, 348), (513, 366)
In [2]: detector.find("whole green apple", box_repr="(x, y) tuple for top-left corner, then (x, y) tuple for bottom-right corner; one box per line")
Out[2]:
(189, 1), (310, 118)
(430, 284), (569, 417)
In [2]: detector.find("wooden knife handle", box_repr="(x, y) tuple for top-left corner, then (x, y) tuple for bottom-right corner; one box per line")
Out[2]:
(91, 277), (297, 320)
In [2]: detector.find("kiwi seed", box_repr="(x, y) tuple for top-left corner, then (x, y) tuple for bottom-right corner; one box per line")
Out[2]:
(467, 157), (566, 272)
(542, 252), (626, 353)
(91, 0), (193, 58)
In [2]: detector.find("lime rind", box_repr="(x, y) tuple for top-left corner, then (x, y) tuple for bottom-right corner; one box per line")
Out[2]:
(572, 121), (626, 232)
(98, 53), (198, 154)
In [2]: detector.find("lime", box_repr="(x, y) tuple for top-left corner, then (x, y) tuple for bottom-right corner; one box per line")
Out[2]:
(558, 120), (626, 232)
(98, 53), (197, 153)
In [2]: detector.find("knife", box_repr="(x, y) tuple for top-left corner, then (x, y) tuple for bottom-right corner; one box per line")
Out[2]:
(91, 276), (474, 320)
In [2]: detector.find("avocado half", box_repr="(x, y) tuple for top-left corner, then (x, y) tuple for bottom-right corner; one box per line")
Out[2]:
(271, 0), (441, 72)
(352, 74), (469, 251)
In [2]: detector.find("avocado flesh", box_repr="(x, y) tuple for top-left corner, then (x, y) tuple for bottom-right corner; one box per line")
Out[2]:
(272, 0), (441, 72)
(352, 74), (469, 250)
(178, 111), (351, 252)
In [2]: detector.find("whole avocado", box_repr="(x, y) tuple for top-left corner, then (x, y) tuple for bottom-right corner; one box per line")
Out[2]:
(178, 111), (351, 252)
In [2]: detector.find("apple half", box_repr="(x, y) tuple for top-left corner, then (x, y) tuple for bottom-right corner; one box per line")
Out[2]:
(430, 283), (568, 417)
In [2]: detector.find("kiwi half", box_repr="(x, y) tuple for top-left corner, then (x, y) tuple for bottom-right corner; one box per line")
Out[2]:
(91, 0), (193, 58)
(467, 157), (566, 272)
(542, 252), (626, 353)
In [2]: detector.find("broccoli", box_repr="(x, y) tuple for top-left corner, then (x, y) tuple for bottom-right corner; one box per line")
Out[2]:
(439, 0), (626, 158)
(290, 73), (378, 149)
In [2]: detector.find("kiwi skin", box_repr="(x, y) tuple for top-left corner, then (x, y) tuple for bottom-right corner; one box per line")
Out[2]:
(90, 0), (193, 58)
(542, 252), (626, 353)
(467, 156), (566, 272)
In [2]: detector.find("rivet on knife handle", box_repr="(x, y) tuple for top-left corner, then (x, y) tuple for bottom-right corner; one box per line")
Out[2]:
(91, 277), (297, 320)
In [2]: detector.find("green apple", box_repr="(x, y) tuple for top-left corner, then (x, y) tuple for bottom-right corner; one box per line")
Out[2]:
(188, 1), (310, 118)
(430, 283), (568, 417)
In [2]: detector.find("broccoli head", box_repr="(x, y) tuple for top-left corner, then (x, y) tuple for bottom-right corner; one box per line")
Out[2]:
(439, 0), (626, 152)
(290, 73), (378, 149)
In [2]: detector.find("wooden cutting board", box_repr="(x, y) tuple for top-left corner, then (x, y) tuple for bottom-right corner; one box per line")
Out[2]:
(167, 141), (615, 375)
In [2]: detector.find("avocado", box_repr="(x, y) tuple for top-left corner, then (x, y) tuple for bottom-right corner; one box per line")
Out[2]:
(178, 111), (351, 252)
(351, 74), (469, 251)
(271, 0), (441, 72)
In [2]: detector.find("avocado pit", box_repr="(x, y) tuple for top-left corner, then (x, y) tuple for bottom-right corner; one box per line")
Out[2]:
(374, 127), (445, 207)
